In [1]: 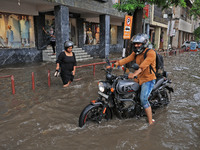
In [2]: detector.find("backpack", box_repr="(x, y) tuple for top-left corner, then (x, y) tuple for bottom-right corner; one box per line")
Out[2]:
(143, 49), (164, 77)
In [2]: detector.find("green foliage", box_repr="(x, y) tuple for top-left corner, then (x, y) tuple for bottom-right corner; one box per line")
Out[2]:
(194, 26), (200, 39)
(190, 0), (200, 20)
(113, 0), (186, 14)
(113, 0), (144, 14)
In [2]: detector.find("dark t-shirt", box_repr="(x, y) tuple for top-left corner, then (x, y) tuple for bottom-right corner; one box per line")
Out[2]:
(56, 51), (77, 74)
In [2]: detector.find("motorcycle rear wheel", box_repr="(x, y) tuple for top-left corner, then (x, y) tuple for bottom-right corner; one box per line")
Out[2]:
(79, 104), (112, 127)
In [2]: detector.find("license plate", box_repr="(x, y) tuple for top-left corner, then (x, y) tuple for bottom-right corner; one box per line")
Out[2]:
(98, 91), (109, 99)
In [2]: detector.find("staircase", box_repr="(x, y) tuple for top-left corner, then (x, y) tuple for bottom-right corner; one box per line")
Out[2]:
(42, 46), (93, 62)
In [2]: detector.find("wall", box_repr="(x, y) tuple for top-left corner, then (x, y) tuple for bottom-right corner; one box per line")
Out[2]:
(0, 48), (42, 66)
(53, 0), (124, 18)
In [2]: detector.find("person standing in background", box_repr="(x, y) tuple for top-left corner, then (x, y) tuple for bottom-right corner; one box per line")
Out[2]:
(24, 16), (30, 46)
(43, 27), (56, 55)
(6, 25), (14, 48)
(87, 27), (93, 45)
(19, 16), (27, 47)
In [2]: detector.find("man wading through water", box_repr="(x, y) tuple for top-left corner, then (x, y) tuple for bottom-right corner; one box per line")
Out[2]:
(108, 33), (156, 125)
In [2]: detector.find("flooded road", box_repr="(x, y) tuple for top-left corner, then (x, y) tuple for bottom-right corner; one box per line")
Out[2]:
(0, 52), (200, 150)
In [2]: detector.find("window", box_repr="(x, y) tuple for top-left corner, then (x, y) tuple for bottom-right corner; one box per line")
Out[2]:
(0, 12), (35, 49)
(84, 22), (100, 45)
(110, 25), (118, 45)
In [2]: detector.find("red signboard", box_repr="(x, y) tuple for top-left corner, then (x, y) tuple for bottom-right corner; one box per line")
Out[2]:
(143, 5), (149, 18)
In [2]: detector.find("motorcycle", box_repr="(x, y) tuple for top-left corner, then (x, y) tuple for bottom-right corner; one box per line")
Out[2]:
(79, 59), (174, 127)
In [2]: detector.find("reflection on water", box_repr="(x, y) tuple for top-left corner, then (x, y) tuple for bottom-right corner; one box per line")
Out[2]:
(0, 52), (200, 150)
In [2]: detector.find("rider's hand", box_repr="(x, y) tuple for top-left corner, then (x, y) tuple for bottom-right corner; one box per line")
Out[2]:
(114, 61), (119, 67)
(128, 73), (136, 79)
(106, 65), (112, 69)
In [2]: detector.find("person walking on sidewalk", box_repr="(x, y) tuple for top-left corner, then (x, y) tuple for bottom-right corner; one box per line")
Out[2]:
(109, 33), (156, 125)
(56, 41), (77, 87)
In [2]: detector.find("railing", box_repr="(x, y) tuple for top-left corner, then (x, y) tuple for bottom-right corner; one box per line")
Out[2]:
(76, 60), (117, 76)
(0, 48), (198, 94)
(0, 75), (15, 94)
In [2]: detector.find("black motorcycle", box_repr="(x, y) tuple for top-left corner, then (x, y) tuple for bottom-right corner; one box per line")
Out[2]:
(79, 60), (174, 127)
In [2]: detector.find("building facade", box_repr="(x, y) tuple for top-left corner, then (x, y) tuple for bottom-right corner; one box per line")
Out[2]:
(149, 5), (169, 50)
(0, 0), (124, 66)
(172, 0), (200, 48)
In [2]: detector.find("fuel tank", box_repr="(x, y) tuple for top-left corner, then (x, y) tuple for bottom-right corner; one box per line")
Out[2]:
(116, 79), (140, 94)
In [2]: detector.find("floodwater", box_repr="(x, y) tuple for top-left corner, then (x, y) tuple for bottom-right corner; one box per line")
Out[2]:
(0, 51), (200, 150)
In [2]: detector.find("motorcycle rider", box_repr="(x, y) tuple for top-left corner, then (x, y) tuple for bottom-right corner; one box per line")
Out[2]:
(112, 33), (156, 125)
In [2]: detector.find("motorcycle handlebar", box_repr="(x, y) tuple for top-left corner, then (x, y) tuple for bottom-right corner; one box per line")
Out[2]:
(123, 74), (129, 79)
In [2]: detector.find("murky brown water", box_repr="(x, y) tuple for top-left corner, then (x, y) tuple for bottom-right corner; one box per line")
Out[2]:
(0, 51), (200, 150)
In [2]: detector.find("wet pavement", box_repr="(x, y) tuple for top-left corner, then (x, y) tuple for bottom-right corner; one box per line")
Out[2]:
(0, 51), (200, 150)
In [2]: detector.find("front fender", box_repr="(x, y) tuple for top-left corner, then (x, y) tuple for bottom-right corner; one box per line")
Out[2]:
(91, 101), (104, 107)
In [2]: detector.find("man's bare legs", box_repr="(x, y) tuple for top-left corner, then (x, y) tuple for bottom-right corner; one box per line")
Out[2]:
(145, 106), (154, 125)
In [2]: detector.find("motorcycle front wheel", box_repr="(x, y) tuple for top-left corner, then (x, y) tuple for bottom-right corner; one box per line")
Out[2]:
(79, 104), (112, 127)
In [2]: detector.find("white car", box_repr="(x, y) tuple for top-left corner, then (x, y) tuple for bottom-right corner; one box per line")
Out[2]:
(181, 41), (198, 48)
(181, 41), (191, 48)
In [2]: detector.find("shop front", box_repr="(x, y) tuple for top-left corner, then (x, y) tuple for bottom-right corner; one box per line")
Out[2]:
(0, 12), (35, 49)
(0, 0), (125, 66)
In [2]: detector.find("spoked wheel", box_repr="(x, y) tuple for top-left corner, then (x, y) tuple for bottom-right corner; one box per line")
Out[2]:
(79, 104), (112, 128)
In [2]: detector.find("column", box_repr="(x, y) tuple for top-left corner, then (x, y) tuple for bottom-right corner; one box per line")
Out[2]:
(146, 24), (150, 37)
(77, 18), (84, 47)
(54, 5), (70, 57)
(154, 27), (161, 50)
(99, 14), (110, 58)
(34, 13), (45, 50)
(117, 25), (123, 47)
(163, 28), (168, 49)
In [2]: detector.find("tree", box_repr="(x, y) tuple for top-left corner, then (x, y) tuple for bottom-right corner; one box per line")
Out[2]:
(194, 26), (200, 41)
(190, 0), (200, 20)
(113, 0), (186, 58)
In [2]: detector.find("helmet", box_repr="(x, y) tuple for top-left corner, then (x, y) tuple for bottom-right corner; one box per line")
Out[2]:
(64, 41), (74, 51)
(131, 33), (149, 55)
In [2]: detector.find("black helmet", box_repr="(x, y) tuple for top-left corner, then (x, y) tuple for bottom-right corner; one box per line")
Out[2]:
(64, 41), (74, 51)
(131, 33), (149, 55)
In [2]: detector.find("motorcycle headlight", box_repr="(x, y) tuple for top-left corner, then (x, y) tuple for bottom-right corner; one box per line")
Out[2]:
(98, 82), (106, 93)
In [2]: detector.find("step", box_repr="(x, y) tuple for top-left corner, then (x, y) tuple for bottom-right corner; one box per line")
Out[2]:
(74, 52), (88, 56)
(42, 46), (93, 62)
(76, 57), (93, 62)
(44, 57), (93, 62)
(76, 55), (92, 59)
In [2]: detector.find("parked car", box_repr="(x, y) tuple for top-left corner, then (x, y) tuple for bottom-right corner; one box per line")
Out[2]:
(181, 41), (191, 48)
(181, 41), (198, 48)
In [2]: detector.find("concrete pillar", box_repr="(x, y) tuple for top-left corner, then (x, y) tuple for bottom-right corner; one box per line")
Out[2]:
(154, 27), (161, 50)
(99, 14), (110, 58)
(163, 28), (168, 49)
(146, 24), (150, 37)
(34, 13), (45, 50)
(77, 18), (84, 48)
(54, 5), (70, 57)
(117, 25), (123, 47)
